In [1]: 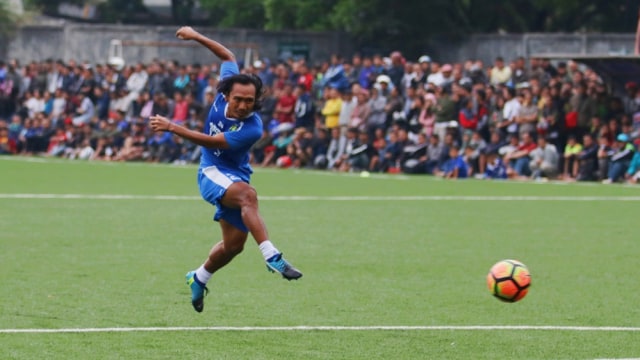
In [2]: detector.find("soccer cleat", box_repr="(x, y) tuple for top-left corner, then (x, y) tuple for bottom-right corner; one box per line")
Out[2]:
(185, 271), (209, 313)
(266, 253), (303, 281)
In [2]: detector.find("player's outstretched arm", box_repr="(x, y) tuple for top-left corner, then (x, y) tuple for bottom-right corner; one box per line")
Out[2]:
(176, 26), (235, 62)
(149, 115), (229, 149)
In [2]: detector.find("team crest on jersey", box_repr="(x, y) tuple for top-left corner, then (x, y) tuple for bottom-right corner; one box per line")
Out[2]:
(229, 123), (243, 132)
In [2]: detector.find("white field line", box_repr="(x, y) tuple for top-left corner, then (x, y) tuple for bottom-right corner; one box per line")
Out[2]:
(2, 325), (640, 334)
(3, 194), (640, 201)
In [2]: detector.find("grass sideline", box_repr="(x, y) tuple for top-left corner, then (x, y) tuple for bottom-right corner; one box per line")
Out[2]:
(1, 156), (640, 359)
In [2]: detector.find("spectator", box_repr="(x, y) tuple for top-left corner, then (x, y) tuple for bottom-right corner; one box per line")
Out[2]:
(625, 150), (640, 184)
(562, 135), (583, 179)
(0, 123), (9, 154)
(516, 89), (539, 138)
(569, 82), (597, 137)
(293, 84), (314, 131)
(72, 91), (95, 126)
(500, 87), (521, 138)
(326, 127), (346, 169)
(602, 133), (635, 184)
(483, 149), (508, 180)
(529, 136), (559, 180)
(321, 86), (342, 129)
(274, 83), (296, 124)
(435, 146), (469, 179)
(422, 133), (445, 174)
(338, 88), (356, 128)
(576, 133), (599, 181)
(490, 57), (512, 86)
(401, 132), (429, 174)
(505, 132), (536, 177)
(349, 88), (371, 132)
(366, 86), (387, 138)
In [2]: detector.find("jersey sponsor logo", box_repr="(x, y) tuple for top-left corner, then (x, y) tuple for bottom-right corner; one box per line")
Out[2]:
(228, 122), (243, 132)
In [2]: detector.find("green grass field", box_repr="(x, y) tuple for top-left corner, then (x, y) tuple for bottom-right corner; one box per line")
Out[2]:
(2, 156), (640, 360)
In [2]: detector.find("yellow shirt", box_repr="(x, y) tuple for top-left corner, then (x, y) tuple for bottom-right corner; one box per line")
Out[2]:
(564, 143), (583, 155)
(322, 98), (342, 129)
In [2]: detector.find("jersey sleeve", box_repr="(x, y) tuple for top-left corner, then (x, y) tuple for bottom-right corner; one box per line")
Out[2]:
(220, 61), (239, 80)
(223, 123), (262, 151)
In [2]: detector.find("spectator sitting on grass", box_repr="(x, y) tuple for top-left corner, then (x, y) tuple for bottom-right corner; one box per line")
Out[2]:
(529, 136), (559, 180)
(483, 149), (508, 180)
(602, 133), (635, 184)
(505, 132), (536, 177)
(562, 135), (583, 179)
(435, 145), (469, 179)
(624, 149), (640, 184)
(576, 133), (599, 181)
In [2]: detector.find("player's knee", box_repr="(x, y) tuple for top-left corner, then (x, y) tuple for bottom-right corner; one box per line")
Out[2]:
(237, 186), (258, 208)
(225, 242), (244, 256)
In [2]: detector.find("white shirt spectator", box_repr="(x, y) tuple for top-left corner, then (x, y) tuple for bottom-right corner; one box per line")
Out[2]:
(25, 96), (45, 118)
(491, 66), (512, 85)
(502, 97), (521, 134)
(338, 96), (356, 127)
(72, 96), (95, 126)
(51, 96), (66, 120)
(426, 71), (454, 88)
(126, 70), (148, 95)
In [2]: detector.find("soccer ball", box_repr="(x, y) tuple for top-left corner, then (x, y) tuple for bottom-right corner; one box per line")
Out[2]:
(486, 259), (531, 303)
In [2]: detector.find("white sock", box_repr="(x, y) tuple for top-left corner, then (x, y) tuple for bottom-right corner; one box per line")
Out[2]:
(195, 265), (212, 285)
(259, 240), (280, 260)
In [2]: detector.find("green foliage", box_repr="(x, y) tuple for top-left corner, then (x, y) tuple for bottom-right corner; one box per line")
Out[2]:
(0, 0), (19, 37)
(200, 0), (266, 28)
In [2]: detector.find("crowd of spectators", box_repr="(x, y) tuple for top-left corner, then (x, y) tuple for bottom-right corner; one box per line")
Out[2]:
(1, 52), (640, 184)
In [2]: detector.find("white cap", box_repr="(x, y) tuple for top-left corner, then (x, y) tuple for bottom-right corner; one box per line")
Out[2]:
(418, 55), (431, 63)
(253, 60), (263, 68)
(376, 74), (391, 84)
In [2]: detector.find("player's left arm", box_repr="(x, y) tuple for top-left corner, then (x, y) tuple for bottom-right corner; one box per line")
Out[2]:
(150, 115), (229, 149)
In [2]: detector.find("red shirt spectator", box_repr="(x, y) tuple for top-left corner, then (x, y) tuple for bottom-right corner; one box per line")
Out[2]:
(274, 84), (296, 123)
(173, 92), (188, 123)
(297, 64), (313, 92)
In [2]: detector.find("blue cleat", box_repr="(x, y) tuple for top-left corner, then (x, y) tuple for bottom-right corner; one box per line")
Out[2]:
(185, 271), (208, 313)
(266, 253), (302, 281)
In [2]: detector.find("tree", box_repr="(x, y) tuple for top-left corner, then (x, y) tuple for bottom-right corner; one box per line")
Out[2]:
(199, 0), (266, 28)
(0, 0), (19, 37)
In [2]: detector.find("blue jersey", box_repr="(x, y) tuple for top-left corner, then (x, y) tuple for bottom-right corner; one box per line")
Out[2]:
(443, 155), (469, 178)
(485, 158), (507, 179)
(200, 61), (262, 182)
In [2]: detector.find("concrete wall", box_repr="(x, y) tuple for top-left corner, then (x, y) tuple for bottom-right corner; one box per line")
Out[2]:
(2, 23), (351, 66)
(434, 33), (636, 64)
(1, 22), (637, 66)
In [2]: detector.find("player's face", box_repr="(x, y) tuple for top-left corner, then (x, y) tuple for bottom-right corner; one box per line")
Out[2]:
(226, 83), (256, 119)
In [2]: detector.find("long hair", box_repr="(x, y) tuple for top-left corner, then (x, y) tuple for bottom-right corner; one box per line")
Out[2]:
(216, 74), (264, 111)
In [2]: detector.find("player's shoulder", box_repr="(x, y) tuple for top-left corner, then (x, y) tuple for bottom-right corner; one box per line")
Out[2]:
(242, 113), (263, 131)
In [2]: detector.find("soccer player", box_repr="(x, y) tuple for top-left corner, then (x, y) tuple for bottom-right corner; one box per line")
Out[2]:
(149, 27), (302, 313)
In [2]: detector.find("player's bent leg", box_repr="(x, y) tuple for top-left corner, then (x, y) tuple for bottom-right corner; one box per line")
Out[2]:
(186, 220), (248, 313)
(221, 182), (268, 242)
(204, 220), (248, 274)
(221, 182), (302, 280)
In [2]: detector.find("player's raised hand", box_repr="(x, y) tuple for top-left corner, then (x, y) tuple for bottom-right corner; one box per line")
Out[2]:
(149, 115), (172, 132)
(176, 26), (199, 41)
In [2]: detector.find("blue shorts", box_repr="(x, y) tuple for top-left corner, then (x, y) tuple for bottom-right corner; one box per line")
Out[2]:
(198, 166), (248, 233)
